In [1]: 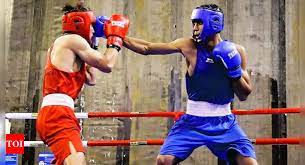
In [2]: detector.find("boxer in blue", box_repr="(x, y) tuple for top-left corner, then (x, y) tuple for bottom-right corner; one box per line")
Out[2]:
(121, 4), (258, 165)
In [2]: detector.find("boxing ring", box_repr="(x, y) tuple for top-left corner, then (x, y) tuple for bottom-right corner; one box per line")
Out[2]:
(5, 107), (303, 148)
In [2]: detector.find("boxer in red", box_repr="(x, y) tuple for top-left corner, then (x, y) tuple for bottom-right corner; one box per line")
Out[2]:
(36, 2), (129, 165)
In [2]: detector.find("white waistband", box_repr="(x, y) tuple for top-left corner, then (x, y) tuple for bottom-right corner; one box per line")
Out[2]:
(41, 94), (74, 109)
(186, 99), (232, 117)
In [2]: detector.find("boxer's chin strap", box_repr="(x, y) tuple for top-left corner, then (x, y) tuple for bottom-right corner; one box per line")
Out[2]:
(91, 45), (98, 50)
(193, 38), (202, 43)
(192, 38), (207, 48)
(91, 36), (99, 50)
(192, 34), (202, 43)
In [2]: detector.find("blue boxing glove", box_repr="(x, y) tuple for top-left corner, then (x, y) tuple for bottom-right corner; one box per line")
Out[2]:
(213, 41), (242, 79)
(93, 15), (109, 38)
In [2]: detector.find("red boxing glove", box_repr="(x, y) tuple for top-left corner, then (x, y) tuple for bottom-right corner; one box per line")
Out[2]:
(105, 14), (129, 51)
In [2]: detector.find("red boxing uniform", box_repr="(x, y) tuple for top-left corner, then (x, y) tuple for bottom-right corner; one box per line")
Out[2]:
(36, 46), (86, 165)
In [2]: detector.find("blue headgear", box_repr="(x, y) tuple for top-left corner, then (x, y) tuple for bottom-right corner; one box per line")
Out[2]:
(93, 15), (109, 38)
(191, 8), (224, 42)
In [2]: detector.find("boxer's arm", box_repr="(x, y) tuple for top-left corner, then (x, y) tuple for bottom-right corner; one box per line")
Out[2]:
(66, 34), (119, 73)
(123, 36), (185, 55)
(232, 45), (252, 101)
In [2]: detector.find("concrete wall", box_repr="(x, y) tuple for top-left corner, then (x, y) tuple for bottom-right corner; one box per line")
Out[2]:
(3, 0), (304, 164)
(286, 0), (305, 164)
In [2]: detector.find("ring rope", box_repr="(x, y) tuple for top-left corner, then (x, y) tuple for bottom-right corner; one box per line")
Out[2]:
(23, 137), (301, 147)
(5, 107), (303, 120)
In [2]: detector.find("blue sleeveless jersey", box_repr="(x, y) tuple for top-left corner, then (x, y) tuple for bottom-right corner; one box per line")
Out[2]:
(186, 45), (234, 104)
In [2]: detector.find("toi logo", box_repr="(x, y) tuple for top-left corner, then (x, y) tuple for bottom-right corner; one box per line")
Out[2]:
(6, 134), (24, 154)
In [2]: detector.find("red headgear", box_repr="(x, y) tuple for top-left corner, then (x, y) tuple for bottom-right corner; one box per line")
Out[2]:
(62, 11), (96, 42)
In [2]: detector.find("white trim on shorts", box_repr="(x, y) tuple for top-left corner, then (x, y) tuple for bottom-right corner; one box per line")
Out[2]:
(41, 93), (74, 109)
(186, 99), (231, 117)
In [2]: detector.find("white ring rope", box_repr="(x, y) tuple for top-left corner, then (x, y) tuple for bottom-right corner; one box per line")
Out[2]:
(24, 141), (88, 147)
(5, 113), (89, 119)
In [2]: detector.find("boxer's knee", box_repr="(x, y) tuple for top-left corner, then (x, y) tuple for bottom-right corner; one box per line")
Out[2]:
(156, 155), (180, 165)
(64, 141), (86, 165)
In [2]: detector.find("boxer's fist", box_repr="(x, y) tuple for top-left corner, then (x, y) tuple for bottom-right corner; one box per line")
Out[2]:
(104, 14), (129, 51)
(213, 41), (242, 79)
(105, 14), (129, 39)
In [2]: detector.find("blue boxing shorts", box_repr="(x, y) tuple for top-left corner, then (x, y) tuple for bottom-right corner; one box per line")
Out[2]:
(159, 114), (256, 162)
